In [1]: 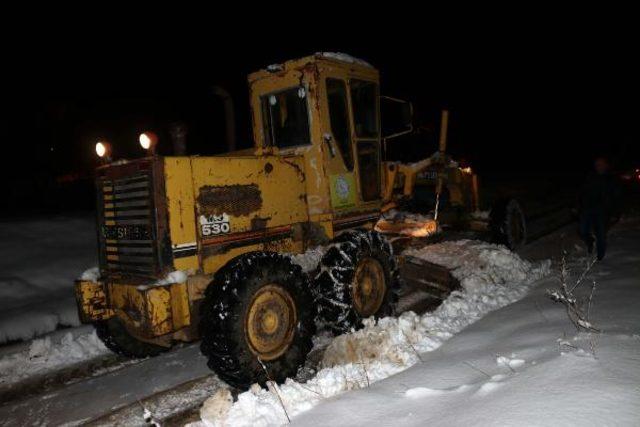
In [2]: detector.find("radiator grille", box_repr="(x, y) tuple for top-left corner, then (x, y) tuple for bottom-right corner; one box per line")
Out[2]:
(97, 171), (159, 277)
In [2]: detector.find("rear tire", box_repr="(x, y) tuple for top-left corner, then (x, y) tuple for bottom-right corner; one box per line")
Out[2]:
(490, 198), (527, 250)
(314, 229), (400, 334)
(199, 252), (315, 390)
(94, 317), (168, 358)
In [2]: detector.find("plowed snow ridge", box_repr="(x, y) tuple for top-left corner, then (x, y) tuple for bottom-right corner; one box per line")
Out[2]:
(195, 240), (550, 427)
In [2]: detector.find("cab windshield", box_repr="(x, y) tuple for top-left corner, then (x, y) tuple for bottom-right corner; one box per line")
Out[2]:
(261, 87), (311, 149)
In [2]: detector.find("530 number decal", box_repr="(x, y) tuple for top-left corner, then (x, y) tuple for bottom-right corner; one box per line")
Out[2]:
(199, 214), (231, 236)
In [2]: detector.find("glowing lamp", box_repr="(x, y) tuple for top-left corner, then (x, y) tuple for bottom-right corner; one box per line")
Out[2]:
(95, 141), (111, 160)
(139, 132), (158, 154)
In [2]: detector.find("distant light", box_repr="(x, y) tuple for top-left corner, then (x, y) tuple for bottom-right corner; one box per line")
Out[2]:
(96, 141), (109, 158)
(139, 132), (158, 153)
(461, 166), (472, 174)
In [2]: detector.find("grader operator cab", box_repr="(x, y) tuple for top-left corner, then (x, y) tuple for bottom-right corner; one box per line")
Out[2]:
(75, 53), (493, 389)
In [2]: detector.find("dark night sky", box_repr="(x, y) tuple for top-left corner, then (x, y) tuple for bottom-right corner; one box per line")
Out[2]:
(1, 17), (638, 213)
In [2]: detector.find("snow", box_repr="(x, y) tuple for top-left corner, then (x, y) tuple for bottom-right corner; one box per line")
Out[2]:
(404, 240), (550, 291)
(471, 210), (490, 220)
(316, 52), (373, 68)
(292, 219), (640, 427)
(79, 266), (99, 281)
(376, 209), (439, 237)
(0, 328), (109, 387)
(0, 215), (97, 344)
(137, 269), (190, 291)
(383, 209), (433, 224)
(0, 342), (215, 425)
(3, 212), (638, 426)
(289, 246), (327, 273)
(196, 239), (551, 426)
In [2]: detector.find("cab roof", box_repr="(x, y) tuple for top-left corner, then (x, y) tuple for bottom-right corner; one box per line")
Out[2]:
(248, 52), (378, 83)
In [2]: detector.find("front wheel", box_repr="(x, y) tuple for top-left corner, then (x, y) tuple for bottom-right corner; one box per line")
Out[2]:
(490, 198), (527, 250)
(199, 252), (315, 390)
(314, 229), (400, 334)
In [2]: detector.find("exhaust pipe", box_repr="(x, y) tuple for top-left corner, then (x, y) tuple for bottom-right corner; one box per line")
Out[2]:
(212, 86), (236, 152)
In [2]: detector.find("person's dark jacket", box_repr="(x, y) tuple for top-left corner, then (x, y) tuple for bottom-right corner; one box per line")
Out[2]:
(578, 172), (621, 218)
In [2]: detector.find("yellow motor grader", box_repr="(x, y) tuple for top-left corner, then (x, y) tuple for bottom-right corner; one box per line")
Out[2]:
(75, 53), (514, 389)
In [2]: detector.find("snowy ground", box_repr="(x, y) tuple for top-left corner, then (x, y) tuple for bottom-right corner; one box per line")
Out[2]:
(2, 215), (639, 426)
(0, 215), (97, 344)
(195, 238), (552, 426)
(268, 219), (640, 426)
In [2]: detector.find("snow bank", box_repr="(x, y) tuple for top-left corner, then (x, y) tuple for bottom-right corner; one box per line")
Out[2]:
(292, 219), (640, 427)
(0, 215), (97, 343)
(404, 239), (549, 291)
(0, 329), (109, 386)
(197, 240), (550, 427)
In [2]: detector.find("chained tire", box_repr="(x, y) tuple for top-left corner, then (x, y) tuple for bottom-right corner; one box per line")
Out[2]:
(199, 252), (315, 390)
(95, 317), (168, 358)
(490, 198), (527, 250)
(314, 229), (400, 334)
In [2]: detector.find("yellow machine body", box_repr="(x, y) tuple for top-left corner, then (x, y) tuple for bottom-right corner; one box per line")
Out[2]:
(75, 54), (479, 345)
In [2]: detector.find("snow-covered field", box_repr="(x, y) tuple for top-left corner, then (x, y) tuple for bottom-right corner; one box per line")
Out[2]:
(0, 215), (97, 343)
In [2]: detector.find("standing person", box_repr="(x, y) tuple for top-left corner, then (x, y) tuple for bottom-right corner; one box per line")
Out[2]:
(578, 157), (620, 260)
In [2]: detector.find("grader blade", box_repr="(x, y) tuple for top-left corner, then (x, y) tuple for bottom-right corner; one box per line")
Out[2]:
(398, 255), (460, 300)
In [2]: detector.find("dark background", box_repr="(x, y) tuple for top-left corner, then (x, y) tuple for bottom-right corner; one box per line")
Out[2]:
(1, 19), (637, 216)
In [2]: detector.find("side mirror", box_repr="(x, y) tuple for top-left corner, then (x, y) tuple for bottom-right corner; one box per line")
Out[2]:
(380, 96), (413, 140)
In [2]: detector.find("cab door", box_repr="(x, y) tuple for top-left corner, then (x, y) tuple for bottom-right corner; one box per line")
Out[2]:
(322, 77), (359, 211)
(321, 76), (382, 212)
(348, 79), (381, 203)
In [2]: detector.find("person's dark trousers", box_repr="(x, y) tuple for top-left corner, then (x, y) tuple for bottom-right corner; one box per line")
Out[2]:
(579, 209), (607, 260)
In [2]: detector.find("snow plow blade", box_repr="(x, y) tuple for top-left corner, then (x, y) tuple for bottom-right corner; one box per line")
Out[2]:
(399, 256), (460, 299)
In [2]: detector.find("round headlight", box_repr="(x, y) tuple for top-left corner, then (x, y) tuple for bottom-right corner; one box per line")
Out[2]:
(139, 133), (151, 149)
(139, 132), (158, 152)
(96, 141), (109, 158)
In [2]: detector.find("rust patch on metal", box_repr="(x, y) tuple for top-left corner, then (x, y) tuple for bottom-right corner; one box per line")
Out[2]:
(197, 184), (263, 216)
(251, 216), (271, 231)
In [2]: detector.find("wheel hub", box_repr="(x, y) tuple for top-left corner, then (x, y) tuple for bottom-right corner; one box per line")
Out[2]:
(352, 257), (386, 317)
(245, 284), (297, 361)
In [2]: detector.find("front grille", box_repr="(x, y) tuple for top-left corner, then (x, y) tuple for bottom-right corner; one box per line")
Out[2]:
(96, 164), (161, 278)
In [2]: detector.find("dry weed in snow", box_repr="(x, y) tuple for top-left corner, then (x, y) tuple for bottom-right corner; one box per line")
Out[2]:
(546, 253), (599, 332)
(195, 240), (550, 427)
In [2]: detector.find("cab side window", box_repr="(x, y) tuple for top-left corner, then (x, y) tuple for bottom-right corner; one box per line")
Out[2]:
(350, 79), (379, 138)
(326, 78), (354, 170)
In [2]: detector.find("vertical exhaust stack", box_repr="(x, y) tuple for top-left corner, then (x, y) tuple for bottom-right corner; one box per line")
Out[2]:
(434, 109), (449, 221)
(170, 122), (188, 156)
(438, 109), (449, 154)
(212, 86), (236, 152)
